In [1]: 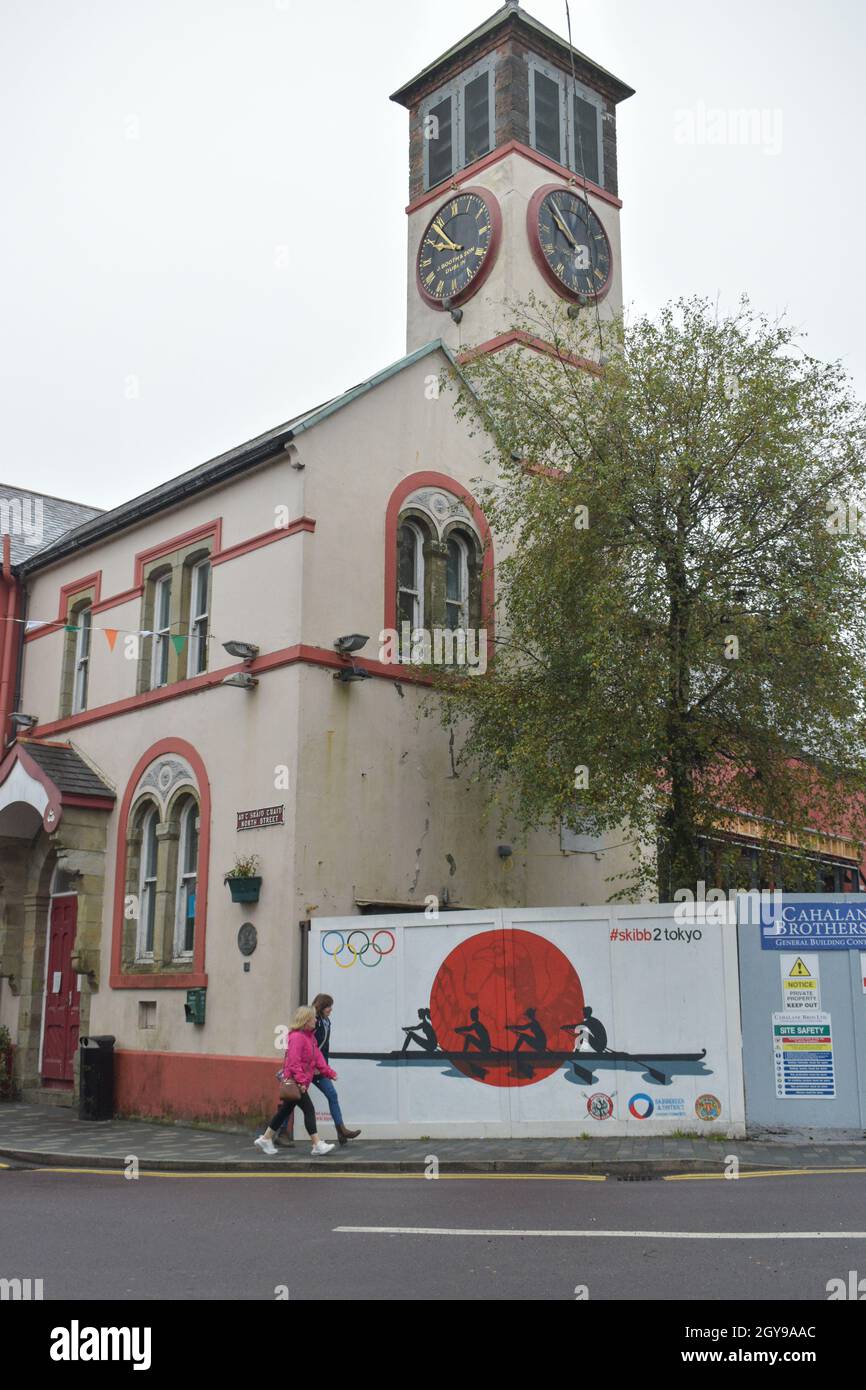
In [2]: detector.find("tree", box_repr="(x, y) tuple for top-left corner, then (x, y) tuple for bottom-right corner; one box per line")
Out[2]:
(435, 296), (866, 899)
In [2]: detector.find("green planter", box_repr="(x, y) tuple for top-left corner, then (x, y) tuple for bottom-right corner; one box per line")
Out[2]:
(226, 876), (262, 904)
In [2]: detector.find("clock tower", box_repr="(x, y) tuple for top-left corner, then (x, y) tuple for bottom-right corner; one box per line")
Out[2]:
(391, 1), (634, 357)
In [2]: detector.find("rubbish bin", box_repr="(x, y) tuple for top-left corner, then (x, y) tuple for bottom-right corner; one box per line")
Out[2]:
(79, 1035), (116, 1121)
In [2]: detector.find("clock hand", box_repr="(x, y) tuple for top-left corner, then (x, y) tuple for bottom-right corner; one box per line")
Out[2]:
(550, 200), (579, 249)
(431, 223), (463, 252)
(429, 240), (464, 253)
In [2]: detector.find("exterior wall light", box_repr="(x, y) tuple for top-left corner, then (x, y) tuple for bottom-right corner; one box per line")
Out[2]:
(223, 641), (260, 661)
(221, 673), (259, 690)
(11, 713), (38, 730)
(334, 635), (369, 655)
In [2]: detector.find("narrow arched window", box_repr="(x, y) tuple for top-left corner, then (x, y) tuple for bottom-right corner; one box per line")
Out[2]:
(398, 523), (425, 629)
(137, 808), (159, 959)
(174, 798), (199, 958)
(151, 574), (172, 689)
(186, 559), (210, 677)
(445, 534), (470, 630)
(72, 606), (92, 714)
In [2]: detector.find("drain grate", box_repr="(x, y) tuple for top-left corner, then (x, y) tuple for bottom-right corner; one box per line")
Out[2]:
(615, 1174), (657, 1182)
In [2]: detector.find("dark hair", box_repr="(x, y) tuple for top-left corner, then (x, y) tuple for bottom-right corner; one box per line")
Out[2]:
(311, 993), (334, 1016)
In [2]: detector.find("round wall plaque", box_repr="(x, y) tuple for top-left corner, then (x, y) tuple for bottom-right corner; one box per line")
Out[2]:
(238, 923), (258, 957)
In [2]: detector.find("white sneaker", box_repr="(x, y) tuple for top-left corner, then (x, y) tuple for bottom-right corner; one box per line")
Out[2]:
(311, 1140), (334, 1156)
(255, 1135), (278, 1155)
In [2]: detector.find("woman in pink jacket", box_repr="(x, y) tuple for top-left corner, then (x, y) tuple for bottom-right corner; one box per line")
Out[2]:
(255, 1005), (337, 1156)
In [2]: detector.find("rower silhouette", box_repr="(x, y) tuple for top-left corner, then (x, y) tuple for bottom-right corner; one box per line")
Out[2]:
(401, 1008), (438, 1054)
(455, 1007), (492, 1054)
(454, 1006), (492, 1078)
(562, 1006), (609, 1053)
(506, 1007), (548, 1053)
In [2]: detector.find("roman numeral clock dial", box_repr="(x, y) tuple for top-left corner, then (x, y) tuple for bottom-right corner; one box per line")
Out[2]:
(416, 188), (502, 309)
(528, 184), (613, 303)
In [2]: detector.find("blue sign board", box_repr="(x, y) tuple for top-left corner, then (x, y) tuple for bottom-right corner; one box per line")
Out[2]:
(760, 899), (866, 950)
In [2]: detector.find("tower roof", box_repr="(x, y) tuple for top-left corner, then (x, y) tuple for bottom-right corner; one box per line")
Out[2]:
(390, 1), (634, 108)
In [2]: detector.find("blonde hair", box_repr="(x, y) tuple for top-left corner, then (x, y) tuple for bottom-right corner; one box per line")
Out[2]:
(291, 1005), (316, 1031)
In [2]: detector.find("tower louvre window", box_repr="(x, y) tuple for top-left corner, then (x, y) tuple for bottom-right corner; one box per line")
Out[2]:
(421, 58), (495, 191)
(528, 57), (604, 187)
(427, 96), (453, 188)
(533, 71), (561, 162)
(464, 72), (491, 164)
(573, 93), (600, 185)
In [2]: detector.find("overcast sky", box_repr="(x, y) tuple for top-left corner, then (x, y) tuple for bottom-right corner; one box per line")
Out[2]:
(3, 0), (864, 510)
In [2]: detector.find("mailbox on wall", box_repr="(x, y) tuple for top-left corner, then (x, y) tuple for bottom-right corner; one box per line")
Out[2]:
(184, 988), (206, 1025)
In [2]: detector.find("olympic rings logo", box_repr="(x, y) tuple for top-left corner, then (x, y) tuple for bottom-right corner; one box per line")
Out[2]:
(321, 929), (396, 969)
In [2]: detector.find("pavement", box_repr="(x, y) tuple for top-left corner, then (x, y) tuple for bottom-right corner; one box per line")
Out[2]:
(1, 1102), (865, 1174)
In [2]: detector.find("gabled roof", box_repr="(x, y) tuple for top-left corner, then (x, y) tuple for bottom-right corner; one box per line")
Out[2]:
(0, 484), (102, 567)
(17, 340), (459, 577)
(390, 2), (635, 108)
(19, 739), (115, 800)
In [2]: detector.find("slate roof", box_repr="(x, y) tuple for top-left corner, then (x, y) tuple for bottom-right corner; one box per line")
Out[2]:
(19, 740), (116, 800)
(390, 2), (635, 107)
(0, 484), (102, 568)
(17, 340), (458, 577)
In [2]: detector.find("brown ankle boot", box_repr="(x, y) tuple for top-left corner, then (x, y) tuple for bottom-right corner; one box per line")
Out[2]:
(337, 1124), (361, 1145)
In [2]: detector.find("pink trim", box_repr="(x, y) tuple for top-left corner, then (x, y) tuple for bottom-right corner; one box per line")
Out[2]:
(415, 186), (503, 311)
(458, 330), (602, 373)
(110, 738), (211, 991)
(30, 645), (441, 738)
(0, 742), (66, 831)
(210, 516), (316, 566)
(527, 183), (614, 304)
(25, 515), (313, 638)
(92, 587), (143, 616)
(407, 141), (623, 217)
(132, 520), (222, 587)
(384, 472), (495, 636)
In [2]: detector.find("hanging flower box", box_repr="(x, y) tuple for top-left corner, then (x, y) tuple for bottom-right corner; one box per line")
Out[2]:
(224, 854), (262, 904)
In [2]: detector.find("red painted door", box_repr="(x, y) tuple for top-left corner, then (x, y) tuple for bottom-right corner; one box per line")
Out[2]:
(41, 896), (81, 1085)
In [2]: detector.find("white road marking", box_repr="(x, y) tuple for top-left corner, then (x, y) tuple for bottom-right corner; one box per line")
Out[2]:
(335, 1226), (866, 1240)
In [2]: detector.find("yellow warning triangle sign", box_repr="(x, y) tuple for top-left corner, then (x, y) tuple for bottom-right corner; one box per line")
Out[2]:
(789, 957), (812, 977)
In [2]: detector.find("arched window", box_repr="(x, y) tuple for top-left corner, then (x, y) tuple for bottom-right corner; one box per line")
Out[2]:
(71, 605), (92, 714)
(445, 534), (470, 631)
(113, 741), (210, 988)
(136, 806), (159, 960)
(398, 522), (425, 629)
(174, 797), (199, 958)
(151, 573), (173, 689)
(186, 558), (210, 677)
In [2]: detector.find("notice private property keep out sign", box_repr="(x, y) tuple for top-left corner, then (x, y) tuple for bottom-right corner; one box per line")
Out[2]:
(760, 899), (866, 950)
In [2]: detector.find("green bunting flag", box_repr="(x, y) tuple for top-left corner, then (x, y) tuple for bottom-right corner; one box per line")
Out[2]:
(170, 634), (187, 655)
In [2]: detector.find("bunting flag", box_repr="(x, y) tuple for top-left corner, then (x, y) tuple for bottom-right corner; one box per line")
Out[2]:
(1, 613), (229, 654)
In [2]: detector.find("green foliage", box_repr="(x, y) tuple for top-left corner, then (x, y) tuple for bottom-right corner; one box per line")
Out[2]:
(225, 853), (261, 880)
(434, 295), (866, 898)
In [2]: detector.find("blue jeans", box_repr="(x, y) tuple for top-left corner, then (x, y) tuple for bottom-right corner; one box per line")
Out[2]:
(279, 1076), (343, 1133)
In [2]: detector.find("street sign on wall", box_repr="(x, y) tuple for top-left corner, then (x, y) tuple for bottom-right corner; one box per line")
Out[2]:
(236, 805), (284, 831)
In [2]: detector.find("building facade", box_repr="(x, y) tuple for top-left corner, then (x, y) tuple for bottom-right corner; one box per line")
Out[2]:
(0, 3), (862, 1123)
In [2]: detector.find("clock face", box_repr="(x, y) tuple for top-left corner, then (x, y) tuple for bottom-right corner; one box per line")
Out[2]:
(417, 189), (501, 308)
(529, 186), (613, 302)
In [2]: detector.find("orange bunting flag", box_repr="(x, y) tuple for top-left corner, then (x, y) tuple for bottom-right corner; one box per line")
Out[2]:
(104, 628), (119, 651)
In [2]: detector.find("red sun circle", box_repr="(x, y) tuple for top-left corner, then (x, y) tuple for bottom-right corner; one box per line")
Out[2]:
(429, 929), (584, 1088)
